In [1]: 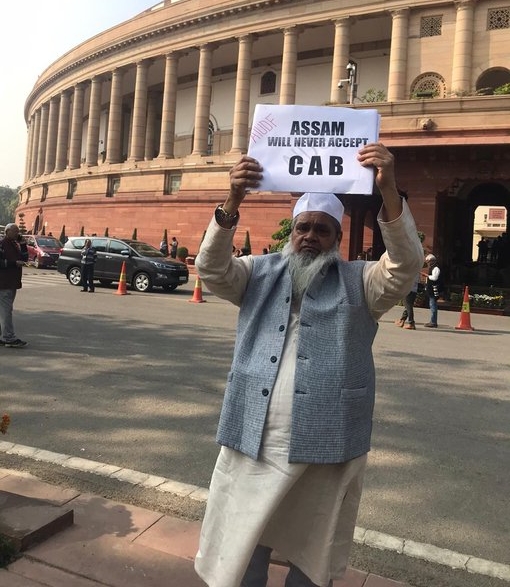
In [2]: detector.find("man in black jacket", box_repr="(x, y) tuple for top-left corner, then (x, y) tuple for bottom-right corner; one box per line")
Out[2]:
(0, 223), (28, 347)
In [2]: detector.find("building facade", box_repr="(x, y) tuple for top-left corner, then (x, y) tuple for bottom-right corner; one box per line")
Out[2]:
(18, 0), (510, 286)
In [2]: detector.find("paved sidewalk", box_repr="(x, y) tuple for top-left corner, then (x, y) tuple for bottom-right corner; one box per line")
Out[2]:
(0, 468), (409, 587)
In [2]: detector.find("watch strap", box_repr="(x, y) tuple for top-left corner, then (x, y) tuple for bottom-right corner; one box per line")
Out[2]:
(215, 205), (239, 227)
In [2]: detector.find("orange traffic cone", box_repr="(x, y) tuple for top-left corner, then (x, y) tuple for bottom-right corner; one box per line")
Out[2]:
(189, 276), (206, 303)
(455, 286), (474, 331)
(115, 261), (129, 295)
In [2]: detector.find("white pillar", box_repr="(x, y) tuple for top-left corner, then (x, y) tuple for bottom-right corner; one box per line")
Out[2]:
(387, 9), (410, 102)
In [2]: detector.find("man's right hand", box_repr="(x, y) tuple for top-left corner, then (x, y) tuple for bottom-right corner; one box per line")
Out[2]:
(223, 156), (263, 215)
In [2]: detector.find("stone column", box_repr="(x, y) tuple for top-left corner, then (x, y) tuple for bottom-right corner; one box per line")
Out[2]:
(129, 60), (151, 161)
(106, 68), (124, 164)
(36, 103), (49, 176)
(55, 90), (71, 172)
(192, 45), (213, 156)
(44, 96), (60, 174)
(158, 53), (179, 159)
(279, 27), (299, 105)
(85, 76), (103, 166)
(230, 35), (253, 154)
(144, 92), (157, 160)
(387, 9), (410, 102)
(30, 110), (41, 179)
(68, 83), (86, 169)
(330, 18), (350, 104)
(451, 0), (476, 95)
(24, 118), (34, 182)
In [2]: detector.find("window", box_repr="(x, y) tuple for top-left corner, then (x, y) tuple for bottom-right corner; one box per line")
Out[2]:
(411, 73), (446, 98)
(67, 179), (77, 200)
(108, 240), (129, 254)
(41, 184), (48, 202)
(488, 7), (510, 30)
(91, 238), (107, 252)
(106, 175), (120, 197)
(207, 120), (215, 156)
(164, 172), (181, 195)
(260, 71), (277, 95)
(26, 189), (31, 204)
(420, 15), (442, 37)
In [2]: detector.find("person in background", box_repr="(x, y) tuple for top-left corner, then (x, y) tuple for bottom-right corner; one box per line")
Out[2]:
(395, 271), (421, 330)
(170, 236), (179, 259)
(194, 142), (423, 587)
(476, 237), (488, 263)
(423, 253), (443, 328)
(80, 239), (97, 293)
(0, 223), (29, 348)
(160, 238), (169, 256)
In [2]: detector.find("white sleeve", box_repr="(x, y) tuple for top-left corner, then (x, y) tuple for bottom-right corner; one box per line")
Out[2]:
(362, 200), (424, 321)
(195, 215), (253, 307)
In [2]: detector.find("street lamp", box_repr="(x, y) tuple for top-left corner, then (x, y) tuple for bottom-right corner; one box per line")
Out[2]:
(337, 60), (358, 104)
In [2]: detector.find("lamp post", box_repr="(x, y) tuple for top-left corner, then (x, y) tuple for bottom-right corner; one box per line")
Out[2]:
(346, 60), (357, 104)
(338, 60), (358, 104)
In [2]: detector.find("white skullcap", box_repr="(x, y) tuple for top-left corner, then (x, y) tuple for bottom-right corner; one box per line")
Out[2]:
(293, 192), (344, 224)
(425, 254), (436, 261)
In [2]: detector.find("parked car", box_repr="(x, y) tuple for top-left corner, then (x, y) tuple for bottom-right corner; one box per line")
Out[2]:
(57, 236), (189, 292)
(25, 235), (63, 268)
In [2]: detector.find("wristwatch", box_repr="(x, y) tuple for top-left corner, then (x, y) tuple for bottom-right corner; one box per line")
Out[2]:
(215, 205), (239, 227)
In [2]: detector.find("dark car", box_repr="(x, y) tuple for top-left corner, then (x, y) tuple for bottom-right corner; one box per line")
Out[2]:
(57, 236), (189, 292)
(25, 235), (63, 268)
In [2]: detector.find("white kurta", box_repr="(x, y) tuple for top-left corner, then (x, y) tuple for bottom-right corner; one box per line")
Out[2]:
(194, 204), (421, 587)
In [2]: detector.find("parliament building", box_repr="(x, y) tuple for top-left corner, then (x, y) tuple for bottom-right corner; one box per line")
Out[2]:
(18, 0), (510, 286)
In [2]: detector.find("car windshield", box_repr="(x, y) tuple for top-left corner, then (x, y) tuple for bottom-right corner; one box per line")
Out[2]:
(129, 241), (164, 257)
(37, 238), (62, 247)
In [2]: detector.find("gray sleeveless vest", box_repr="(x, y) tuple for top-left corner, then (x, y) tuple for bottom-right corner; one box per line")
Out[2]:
(216, 252), (378, 464)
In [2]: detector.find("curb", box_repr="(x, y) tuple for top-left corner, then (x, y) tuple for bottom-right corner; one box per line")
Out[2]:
(2, 440), (509, 583)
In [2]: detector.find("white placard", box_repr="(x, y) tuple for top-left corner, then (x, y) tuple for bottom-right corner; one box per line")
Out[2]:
(247, 104), (380, 194)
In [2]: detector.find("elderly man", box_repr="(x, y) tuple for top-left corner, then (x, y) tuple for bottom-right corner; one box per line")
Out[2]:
(0, 223), (28, 347)
(423, 253), (443, 328)
(194, 143), (423, 587)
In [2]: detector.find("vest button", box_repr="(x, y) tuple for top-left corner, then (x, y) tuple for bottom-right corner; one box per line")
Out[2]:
(279, 325), (285, 332)
(270, 356), (277, 363)
(285, 296), (290, 303)
(262, 388), (269, 396)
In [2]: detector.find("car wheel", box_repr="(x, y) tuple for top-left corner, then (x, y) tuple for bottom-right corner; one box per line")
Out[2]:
(133, 272), (152, 292)
(68, 266), (82, 286)
(163, 284), (178, 292)
(33, 256), (40, 269)
(99, 279), (113, 286)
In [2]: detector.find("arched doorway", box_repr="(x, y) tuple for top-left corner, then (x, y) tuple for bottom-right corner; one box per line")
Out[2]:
(436, 181), (510, 287)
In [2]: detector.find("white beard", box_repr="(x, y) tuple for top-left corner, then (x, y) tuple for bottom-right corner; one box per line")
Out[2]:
(281, 241), (340, 300)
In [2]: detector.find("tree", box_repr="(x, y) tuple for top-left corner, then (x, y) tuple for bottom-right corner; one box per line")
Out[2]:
(104, 227), (109, 237)
(494, 82), (510, 95)
(360, 88), (387, 103)
(17, 212), (27, 234)
(59, 225), (66, 244)
(0, 186), (18, 225)
(244, 230), (252, 254)
(132, 228), (138, 240)
(80, 226), (85, 236)
(271, 218), (292, 251)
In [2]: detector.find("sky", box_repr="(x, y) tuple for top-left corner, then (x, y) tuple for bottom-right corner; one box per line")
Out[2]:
(0, 0), (158, 188)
